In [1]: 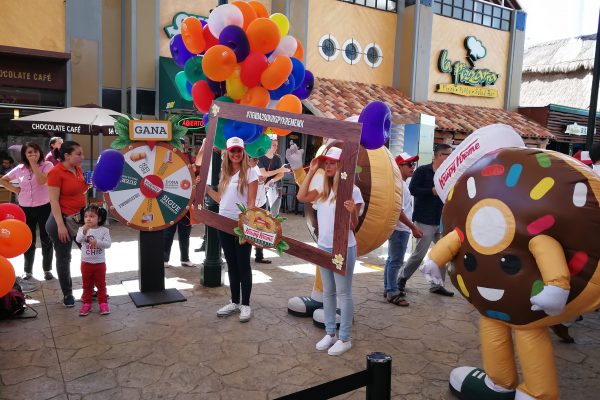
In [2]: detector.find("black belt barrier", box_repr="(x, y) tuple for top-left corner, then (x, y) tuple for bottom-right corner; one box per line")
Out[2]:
(275, 352), (392, 400)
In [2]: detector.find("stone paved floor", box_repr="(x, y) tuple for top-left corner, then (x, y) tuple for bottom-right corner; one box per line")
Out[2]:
(1, 214), (599, 400)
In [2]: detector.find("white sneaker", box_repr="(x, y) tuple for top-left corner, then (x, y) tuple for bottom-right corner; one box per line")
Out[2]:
(328, 339), (352, 356)
(181, 261), (196, 267)
(315, 334), (337, 351)
(239, 305), (252, 322)
(217, 302), (240, 317)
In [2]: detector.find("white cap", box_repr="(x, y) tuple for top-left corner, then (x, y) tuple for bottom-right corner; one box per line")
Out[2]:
(268, 134), (278, 140)
(226, 137), (244, 150)
(317, 146), (342, 161)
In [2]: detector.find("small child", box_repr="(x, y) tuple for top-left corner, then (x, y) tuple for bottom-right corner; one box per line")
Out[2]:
(76, 204), (111, 316)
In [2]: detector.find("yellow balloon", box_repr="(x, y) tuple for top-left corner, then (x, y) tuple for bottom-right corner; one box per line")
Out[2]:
(226, 66), (248, 100)
(269, 13), (289, 37)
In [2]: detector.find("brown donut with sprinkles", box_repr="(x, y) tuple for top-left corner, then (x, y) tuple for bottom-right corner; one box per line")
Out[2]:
(440, 147), (600, 327)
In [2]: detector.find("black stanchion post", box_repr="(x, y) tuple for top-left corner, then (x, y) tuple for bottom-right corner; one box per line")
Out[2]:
(586, 9), (600, 150)
(201, 148), (224, 287)
(365, 352), (392, 400)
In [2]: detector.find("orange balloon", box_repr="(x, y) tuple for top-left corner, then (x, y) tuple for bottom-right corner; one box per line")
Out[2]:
(246, 18), (281, 55)
(0, 256), (15, 297)
(232, 1), (257, 31)
(293, 39), (304, 60)
(181, 17), (206, 54)
(260, 55), (293, 90)
(0, 219), (32, 259)
(202, 45), (238, 82)
(272, 94), (302, 136)
(240, 86), (270, 108)
(248, 1), (269, 18)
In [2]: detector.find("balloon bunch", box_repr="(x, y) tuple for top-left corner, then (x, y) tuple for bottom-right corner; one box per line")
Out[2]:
(169, 1), (314, 158)
(0, 203), (33, 297)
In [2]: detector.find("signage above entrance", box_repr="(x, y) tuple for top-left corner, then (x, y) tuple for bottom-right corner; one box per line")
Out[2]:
(435, 36), (499, 98)
(163, 12), (207, 39)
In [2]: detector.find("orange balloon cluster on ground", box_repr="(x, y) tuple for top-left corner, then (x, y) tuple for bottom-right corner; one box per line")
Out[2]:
(169, 2), (314, 156)
(0, 203), (32, 297)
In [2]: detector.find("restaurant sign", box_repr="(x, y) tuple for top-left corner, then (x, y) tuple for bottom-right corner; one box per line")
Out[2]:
(436, 36), (499, 98)
(565, 123), (593, 136)
(0, 54), (67, 91)
(163, 12), (207, 39)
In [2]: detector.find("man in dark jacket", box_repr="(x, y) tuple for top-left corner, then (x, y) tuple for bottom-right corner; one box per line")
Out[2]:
(397, 143), (454, 297)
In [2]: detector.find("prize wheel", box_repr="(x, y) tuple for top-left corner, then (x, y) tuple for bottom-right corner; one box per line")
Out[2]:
(104, 142), (194, 231)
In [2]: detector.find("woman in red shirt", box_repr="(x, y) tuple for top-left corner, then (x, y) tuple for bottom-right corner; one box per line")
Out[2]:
(45, 141), (89, 307)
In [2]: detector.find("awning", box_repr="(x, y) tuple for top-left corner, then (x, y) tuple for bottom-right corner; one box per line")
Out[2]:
(159, 56), (194, 113)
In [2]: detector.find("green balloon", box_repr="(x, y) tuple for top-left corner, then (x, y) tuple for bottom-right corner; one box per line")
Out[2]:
(184, 55), (206, 84)
(206, 96), (234, 150)
(245, 134), (271, 158)
(174, 71), (192, 101)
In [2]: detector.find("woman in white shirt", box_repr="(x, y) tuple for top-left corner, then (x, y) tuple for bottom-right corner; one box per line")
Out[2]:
(296, 146), (364, 356)
(204, 137), (258, 322)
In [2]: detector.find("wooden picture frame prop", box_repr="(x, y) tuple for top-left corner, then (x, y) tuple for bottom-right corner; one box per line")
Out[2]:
(193, 101), (362, 274)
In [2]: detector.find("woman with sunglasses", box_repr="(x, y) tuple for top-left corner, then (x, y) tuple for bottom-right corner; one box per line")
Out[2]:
(0, 142), (55, 281)
(203, 137), (258, 322)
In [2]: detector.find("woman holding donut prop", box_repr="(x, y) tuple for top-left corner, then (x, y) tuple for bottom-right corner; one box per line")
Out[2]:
(420, 125), (600, 400)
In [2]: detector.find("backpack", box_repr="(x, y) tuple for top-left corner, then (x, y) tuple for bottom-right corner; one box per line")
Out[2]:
(0, 282), (27, 320)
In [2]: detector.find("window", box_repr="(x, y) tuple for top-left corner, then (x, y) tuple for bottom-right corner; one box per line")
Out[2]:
(338, 0), (397, 13)
(364, 43), (383, 68)
(432, 0), (512, 31)
(342, 38), (362, 65)
(102, 88), (121, 113)
(318, 34), (340, 61)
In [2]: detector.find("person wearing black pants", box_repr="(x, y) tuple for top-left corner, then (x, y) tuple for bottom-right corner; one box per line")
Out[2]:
(200, 137), (258, 322)
(163, 213), (194, 267)
(23, 204), (53, 276)
(218, 231), (252, 305)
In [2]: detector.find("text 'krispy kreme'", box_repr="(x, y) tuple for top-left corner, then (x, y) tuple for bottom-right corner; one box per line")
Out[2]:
(243, 224), (276, 246)
(439, 140), (481, 189)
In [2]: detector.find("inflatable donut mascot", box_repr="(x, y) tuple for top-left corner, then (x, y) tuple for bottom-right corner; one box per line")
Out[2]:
(420, 124), (600, 400)
(286, 102), (403, 326)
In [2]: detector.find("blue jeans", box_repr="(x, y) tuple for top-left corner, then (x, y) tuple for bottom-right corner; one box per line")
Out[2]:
(384, 230), (410, 296)
(319, 245), (357, 342)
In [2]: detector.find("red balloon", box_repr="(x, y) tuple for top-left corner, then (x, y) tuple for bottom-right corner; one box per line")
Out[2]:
(0, 203), (26, 223)
(192, 80), (215, 113)
(240, 52), (269, 88)
(0, 219), (32, 258)
(0, 256), (15, 297)
(202, 25), (219, 51)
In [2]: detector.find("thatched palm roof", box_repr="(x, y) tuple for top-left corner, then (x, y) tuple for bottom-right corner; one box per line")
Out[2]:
(520, 35), (598, 109)
(523, 34), (596, 74)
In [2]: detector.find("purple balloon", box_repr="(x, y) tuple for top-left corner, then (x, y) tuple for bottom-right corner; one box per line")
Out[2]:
(93, 149), (125, 192)
(290, 58), (306, 90)
(291, 70), (314, 100)
(358, 101), (391, 150)
(200, 18), (207, 27)
(170, 34), (194, 68)
(203, 113), (210, 126)
(218, 25), (250, 62)
(207, 78), (227, 97)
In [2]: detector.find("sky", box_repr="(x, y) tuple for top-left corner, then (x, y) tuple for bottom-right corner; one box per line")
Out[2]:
(519, 0), (600, 47)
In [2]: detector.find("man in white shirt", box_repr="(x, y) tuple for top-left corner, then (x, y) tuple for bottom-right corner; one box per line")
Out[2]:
(384, 153), (423, 306)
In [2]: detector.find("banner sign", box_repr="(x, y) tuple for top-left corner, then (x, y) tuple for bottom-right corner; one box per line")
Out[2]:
(129, 120), (172, 141)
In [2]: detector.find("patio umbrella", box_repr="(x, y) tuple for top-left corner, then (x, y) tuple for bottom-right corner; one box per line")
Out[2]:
(11, 105), (126, 136)
(11, 105), (127, 171)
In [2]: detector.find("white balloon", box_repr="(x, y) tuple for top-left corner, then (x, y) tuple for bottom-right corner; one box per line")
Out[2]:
(268, 35), (298, 62)
(207, 4), (244, 37)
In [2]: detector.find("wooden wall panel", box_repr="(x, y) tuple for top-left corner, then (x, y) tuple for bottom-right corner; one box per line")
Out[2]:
(102, 0), (122, 88)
